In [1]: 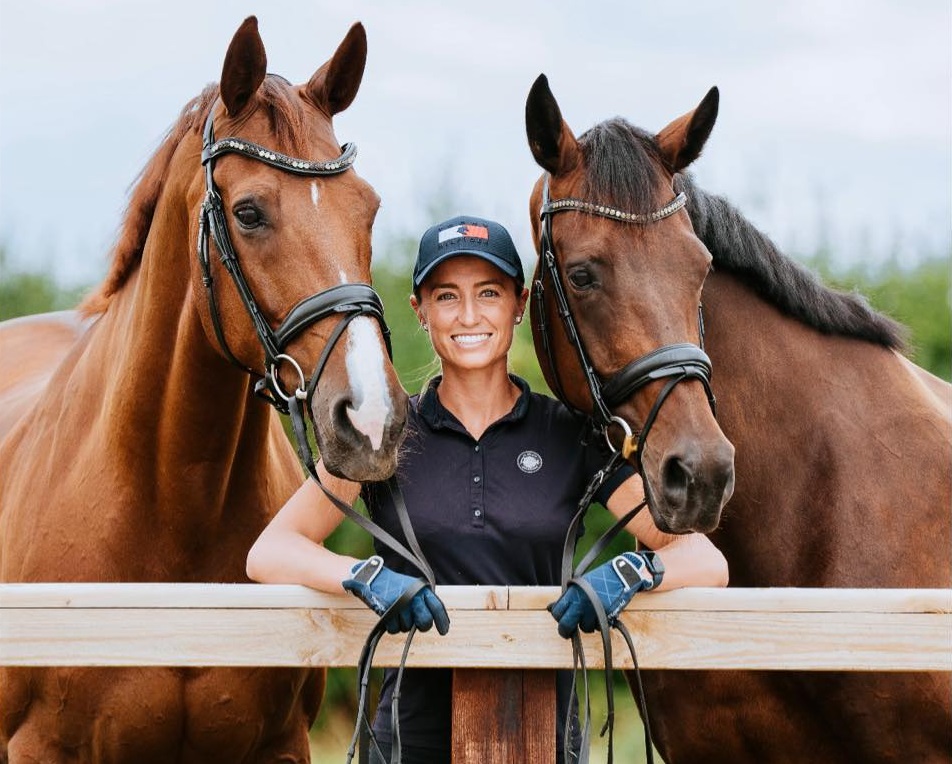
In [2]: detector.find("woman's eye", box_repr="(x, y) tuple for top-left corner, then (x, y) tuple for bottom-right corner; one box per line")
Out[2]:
(480, 288), (500, 298)
(234, 205), (264, 229)
(567, 269), (595, 289)
(435, 292), (456, 301)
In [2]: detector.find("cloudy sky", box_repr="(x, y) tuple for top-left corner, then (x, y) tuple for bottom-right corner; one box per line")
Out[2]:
(1, 0), (949, 286)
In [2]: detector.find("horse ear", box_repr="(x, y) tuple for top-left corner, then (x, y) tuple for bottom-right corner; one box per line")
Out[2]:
(525, 74), (581, 176)
(306, 23), (368, 116)
(656, 86), (719, 172)
(220, 16), (268, 117)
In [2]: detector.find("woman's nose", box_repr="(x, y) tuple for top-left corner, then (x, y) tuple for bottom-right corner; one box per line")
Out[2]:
(459, 296), (479, 325)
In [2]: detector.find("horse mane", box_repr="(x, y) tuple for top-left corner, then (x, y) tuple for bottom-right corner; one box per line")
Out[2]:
(79, 76), (313, 317)
(577, 116), (905, 350)
(675, 173), (906, 349)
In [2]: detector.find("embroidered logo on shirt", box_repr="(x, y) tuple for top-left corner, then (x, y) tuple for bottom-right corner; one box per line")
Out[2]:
(516, 450), (543, 474)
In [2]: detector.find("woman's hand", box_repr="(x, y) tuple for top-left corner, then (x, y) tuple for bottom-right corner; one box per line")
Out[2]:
(548, 551), (662, 638)
(343, 556), (451, 635)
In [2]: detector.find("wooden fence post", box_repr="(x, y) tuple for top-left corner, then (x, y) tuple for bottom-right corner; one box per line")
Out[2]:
(452, 668), (556, 763)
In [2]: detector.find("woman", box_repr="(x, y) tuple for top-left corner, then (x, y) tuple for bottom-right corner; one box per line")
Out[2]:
(246, 214), (728, 763)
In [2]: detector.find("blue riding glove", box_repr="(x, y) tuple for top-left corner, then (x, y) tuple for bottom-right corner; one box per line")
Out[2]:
(342, 556), (450, 636)
(549, 551), (664, 639)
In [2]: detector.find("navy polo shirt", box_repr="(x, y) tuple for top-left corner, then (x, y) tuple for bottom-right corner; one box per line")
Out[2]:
(360, 375), (634, 754)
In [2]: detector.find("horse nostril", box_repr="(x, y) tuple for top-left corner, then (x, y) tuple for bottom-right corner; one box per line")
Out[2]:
(662, 455), (694, 511)
(331, 397), (354, 433)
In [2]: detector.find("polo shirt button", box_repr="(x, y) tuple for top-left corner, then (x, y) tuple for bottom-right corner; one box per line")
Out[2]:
(473, 475), (481, 483)
(474, 445), (480, 452)
(474, 509), (482, 517)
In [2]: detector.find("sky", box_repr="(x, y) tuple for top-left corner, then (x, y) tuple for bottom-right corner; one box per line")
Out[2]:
(1, 0), (950, 287)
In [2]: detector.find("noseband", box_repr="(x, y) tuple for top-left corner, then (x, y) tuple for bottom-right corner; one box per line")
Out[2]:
(535, 176), (716, 464)
(197, 100), (392, 415)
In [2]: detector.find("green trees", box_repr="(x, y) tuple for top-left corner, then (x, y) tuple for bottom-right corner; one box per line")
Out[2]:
(0, 245), (86, 320)
(804, 251), (951, 380)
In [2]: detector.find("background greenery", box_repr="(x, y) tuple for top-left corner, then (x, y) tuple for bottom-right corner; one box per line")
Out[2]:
(1, 233), (948, 761)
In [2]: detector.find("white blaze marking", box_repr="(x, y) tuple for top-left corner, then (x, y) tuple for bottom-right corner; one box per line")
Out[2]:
(343, 316), (392, 451)
(310, 181), (320, 208)
(339, 269), (349, 284)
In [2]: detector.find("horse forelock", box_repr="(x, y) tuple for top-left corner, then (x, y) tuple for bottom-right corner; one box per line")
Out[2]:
(577, 118), (668, 214)
(78, 76), (316, 318)
(676, 173), (907, 350)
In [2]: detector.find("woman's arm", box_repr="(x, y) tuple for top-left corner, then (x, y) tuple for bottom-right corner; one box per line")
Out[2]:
(604, 473), (729, 591)
(246, 460), (362, 593)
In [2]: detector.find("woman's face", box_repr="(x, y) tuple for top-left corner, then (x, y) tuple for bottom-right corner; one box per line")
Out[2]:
(411, 256), (528, 376)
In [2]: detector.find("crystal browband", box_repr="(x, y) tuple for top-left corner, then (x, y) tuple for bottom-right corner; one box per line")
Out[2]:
(542, 191), (687, 224)
(201, 138), (357, 176)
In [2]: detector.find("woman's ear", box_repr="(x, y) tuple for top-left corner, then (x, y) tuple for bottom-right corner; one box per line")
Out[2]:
(517, 286), (530, 319)
(409, 293), (426, 327)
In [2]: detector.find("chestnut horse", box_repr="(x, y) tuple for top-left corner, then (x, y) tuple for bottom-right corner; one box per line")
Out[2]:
(525, 75), (951, 762)
(0, 17), (408, 763)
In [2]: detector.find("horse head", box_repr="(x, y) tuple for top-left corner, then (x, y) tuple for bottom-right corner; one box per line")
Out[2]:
(190, 18), (408, 481)
(525, 75), (734, 534)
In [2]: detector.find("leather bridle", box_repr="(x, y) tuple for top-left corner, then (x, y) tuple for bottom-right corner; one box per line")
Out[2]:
(535, 175), (719, 763)
(198, 100), (392, 418)
(535, 175), (717, 467)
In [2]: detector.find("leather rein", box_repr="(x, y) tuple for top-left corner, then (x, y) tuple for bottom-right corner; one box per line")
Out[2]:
(197, 100), (433, 764)
(535, 175), (718, 763)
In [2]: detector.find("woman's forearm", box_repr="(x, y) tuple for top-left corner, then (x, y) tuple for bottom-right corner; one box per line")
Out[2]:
(246, 527), (359, 593)
(650, 532), (728, 592)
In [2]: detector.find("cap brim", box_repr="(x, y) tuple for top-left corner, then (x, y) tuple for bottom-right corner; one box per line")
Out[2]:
(413, 249), (522, 287)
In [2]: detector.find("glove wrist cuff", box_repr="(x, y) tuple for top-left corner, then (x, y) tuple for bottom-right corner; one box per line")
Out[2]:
(347, 555), (384, 586)
(617, 551), (664, 591)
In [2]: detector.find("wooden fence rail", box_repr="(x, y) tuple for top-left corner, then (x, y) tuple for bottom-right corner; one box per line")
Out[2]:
(2, 584), (950, 671)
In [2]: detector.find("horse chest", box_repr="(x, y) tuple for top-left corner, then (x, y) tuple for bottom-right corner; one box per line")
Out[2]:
(3, 666), (320, 763)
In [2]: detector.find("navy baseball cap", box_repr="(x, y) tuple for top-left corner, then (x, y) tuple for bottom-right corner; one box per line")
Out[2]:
(413, 215), (524, 289)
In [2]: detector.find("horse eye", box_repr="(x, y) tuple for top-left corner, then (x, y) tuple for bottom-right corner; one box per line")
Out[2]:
(233, 204), (265, 230)
(567, 268), (595, 289)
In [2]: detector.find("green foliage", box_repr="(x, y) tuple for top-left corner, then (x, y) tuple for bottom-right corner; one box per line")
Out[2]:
(0, 245), (86, 319)
(803, 250), (951, 380)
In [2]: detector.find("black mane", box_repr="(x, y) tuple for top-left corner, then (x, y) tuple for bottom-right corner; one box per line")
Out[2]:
(676, 173), (905, 349)
(578, 116), (905, 350)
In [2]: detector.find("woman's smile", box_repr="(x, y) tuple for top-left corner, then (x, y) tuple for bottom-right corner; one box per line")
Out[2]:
(452, 332), (492, 346)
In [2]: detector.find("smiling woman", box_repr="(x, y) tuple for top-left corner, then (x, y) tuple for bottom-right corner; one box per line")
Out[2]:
(245, 213), (729, 764)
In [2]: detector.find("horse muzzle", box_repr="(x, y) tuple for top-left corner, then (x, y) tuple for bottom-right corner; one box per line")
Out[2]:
(648, 435), (735, 534)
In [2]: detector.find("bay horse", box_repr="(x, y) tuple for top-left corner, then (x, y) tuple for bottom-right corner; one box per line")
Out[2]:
(525, 75), (951, 762)
(0, 17), (408, 762)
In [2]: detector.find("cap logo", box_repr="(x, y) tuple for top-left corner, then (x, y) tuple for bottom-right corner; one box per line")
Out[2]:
(516, 450), (543, 474)
(438, 224), (489, 244)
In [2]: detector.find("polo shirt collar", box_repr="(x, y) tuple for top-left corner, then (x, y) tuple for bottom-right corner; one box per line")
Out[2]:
(417, 374), (531, 434)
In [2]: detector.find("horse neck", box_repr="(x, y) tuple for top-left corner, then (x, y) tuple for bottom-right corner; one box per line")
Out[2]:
(87, 226), (289, 524)
(700, 270), (951, 586)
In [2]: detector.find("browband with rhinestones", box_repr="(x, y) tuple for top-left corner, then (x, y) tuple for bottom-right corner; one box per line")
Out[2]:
(201, 138), (357, 176)
(542, 191), (687, 224)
